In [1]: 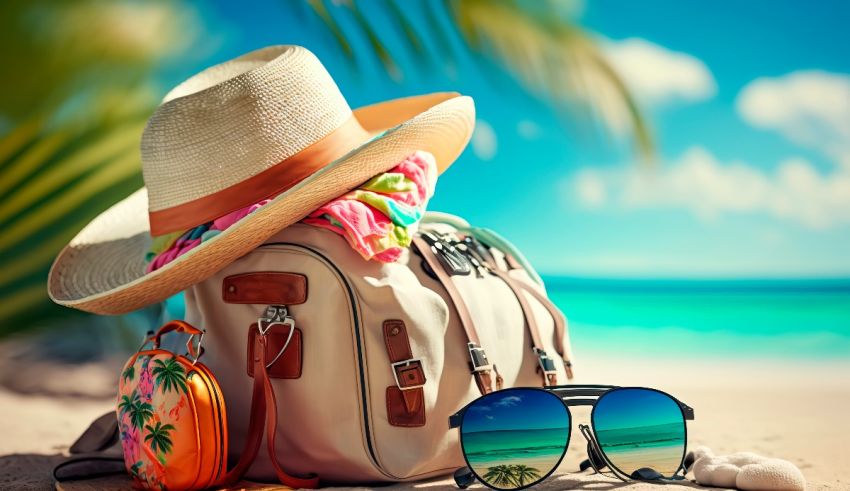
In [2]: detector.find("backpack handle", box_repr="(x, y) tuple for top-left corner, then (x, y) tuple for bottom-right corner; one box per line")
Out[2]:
(150, 320), (205, 360)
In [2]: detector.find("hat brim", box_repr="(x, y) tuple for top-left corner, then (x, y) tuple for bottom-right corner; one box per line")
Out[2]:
(48, 93), (475, 315)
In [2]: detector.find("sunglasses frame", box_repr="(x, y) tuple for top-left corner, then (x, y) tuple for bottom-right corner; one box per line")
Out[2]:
(449, 385), (695, 490)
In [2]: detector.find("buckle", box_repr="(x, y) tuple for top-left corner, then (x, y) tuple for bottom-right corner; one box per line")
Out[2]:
(534, 348), (557, 375)
(467, 343), (491, 372)
(391, 358), (425, 390)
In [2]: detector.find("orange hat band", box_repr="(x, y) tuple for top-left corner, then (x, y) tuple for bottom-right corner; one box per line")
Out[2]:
(148, 116), (370, 236)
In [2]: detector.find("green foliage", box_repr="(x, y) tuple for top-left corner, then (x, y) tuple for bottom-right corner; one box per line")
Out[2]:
(119, 392), (155, 430)
(122, 365), (135, 384)
(151, 357), (188, 394)
(483, 464), (521, 487)
(144, 421), (176, 455)
(0, 0), (197, 336)
(482, 464), (543, 488)
(308, 0), (653, 157)
(511, 464), (543, 486)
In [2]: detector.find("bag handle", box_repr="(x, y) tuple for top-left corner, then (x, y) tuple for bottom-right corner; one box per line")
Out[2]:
(491, 269), (572, 384)
(149, 320), (204, 360)
(500, 275), (574, 379)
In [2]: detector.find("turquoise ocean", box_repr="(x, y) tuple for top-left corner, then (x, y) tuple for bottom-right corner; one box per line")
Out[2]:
(545, 278), (850, 359)
(463, 428), (569, 467)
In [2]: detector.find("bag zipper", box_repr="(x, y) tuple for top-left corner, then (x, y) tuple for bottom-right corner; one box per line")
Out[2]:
(259, 242), (392, 479)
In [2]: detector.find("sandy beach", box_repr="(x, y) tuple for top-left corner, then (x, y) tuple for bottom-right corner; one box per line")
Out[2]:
(1, 353), (848, 490)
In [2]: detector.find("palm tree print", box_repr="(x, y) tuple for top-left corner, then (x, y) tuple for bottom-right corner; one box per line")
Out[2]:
(511, 465), (542, 486)
(483, 465), (520, 488)
(121, 365), (134, 384)
(119, 392), (154, 430)
(151, 357), (188, 394)
(144, 421), (176, 455)
(482, 464), (543, 488)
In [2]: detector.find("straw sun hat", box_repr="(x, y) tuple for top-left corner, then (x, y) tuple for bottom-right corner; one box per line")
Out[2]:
(47, 45), (475, 315)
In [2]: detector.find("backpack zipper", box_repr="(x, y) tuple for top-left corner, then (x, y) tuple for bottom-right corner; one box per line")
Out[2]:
(259, 242), (391, 479)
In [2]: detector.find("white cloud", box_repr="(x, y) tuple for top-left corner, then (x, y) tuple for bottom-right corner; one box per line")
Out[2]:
(737, 71), (850, 169)
(568, 146), (850, 229)
(574, 170), (607, 207)
(517, 119), (541, 140)
(605, 38), (716, 106)
(471, 119), (497, 160)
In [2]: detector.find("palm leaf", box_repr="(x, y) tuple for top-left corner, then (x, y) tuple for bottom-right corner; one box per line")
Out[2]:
(310, 0), (653, 157)
(0, 110), (147, 336)
(450, 0), (653, 157)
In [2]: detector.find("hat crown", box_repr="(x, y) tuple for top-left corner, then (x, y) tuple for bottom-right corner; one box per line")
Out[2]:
(141, 45), (353, 214)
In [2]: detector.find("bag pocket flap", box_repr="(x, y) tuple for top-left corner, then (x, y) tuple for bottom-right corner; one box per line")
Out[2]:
(223, 272), (308, 305)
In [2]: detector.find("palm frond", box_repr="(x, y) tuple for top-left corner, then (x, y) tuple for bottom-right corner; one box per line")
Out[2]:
(450, 0), (653, 157)
(309, 0), (653, 158)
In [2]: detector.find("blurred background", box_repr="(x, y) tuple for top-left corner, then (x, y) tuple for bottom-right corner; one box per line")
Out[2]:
(1, 0), (849, 397)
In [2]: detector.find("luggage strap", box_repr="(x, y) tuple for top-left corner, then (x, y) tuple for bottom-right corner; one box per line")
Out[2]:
(54, 326), (319, 488)
(490, 269), (574, 383)
(412, 235), (497, 396)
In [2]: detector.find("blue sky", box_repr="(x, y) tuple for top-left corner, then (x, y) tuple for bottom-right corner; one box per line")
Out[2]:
(167, 0), (850, 278)
(463, 390), (570, 433)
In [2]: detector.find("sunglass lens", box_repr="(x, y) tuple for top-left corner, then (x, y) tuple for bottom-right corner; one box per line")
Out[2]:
(461, 389), (570, 489)
(592, 388), (686, 479)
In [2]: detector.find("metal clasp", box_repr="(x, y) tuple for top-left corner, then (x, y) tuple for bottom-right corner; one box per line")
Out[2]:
(534, 347), (557, 375)
(257, 305), (296, 368)
(187, 330), (205, 365)
(391, 358), (425, 391)
(467, 343), (491, 372)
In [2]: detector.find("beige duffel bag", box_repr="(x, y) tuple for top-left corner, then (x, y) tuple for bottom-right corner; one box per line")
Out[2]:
(183, 212), (575, 485)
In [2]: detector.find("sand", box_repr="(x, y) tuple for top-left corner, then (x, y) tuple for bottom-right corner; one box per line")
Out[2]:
(1, 353), (848, 490)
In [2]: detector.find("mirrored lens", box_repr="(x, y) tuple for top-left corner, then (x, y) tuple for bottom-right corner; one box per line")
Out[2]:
(461, 389), (570, 489)
(592, 388), (686, 479)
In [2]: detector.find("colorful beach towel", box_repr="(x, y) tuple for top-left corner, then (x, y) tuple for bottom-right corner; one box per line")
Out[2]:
(145, 151), (437, 272)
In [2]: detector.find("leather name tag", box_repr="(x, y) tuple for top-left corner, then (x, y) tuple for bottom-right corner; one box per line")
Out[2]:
(247, 323), (302, 379)
(223, 272), (307, 305)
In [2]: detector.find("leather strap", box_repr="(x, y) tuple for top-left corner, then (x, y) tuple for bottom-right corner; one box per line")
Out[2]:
(502, 274), (574, 380)
(491, 269), (558, 386)
(412, 235), (494, 395)
(218, 338), (268, 487)
(221, 334), (319, 488)
(383, 320), (426, 414)
(257, 335), (321, 488)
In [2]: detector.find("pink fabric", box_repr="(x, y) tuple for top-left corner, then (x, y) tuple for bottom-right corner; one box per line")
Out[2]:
(145, 151), (436, 271)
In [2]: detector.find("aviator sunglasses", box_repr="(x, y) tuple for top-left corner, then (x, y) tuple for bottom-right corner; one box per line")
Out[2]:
(449, 385), (695, 489)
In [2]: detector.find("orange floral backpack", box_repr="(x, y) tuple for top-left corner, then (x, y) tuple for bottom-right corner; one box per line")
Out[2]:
(113, 320), (318, 490)
(116, 321), (225, 490)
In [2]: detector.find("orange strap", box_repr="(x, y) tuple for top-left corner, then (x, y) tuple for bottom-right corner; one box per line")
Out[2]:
(151, 320), (204, 359)
(258, 335), (320, 488)
(148, 116), (370, 236)
(219, 332), (320, 488)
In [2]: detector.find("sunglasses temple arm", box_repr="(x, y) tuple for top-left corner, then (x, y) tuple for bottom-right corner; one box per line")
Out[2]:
(448, 412), (463, 429)
(453, 467), (475, 489)
(678, 400), (695, 420)
(579, 458), (603, 472)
